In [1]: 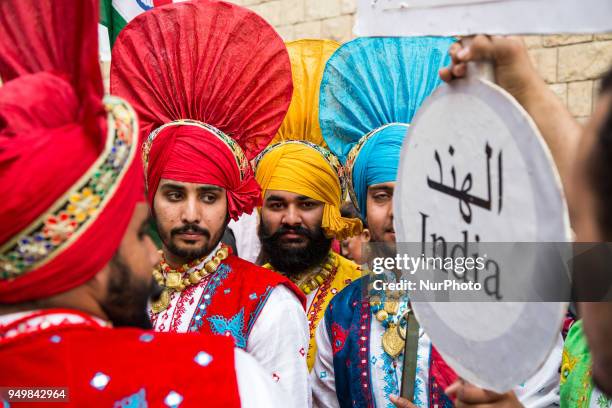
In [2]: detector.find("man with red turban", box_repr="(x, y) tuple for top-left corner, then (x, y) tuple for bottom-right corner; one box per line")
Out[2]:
(111, 2), (310, 406)
(0, 0), (289, 406)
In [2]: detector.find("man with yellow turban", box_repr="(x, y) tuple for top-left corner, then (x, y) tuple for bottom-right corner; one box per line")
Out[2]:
(254, 39), (363, 370)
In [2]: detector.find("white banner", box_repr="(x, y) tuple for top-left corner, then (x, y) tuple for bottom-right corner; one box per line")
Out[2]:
(356, 0), (612, 36)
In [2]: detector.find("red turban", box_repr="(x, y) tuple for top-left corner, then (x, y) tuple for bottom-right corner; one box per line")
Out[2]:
(111, 0), (293, 220)
(0, 0), (141, 303)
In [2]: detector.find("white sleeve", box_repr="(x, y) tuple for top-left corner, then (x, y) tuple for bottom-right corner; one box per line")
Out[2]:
(311, 314), (341, 408)
(513, 333), (563, 408)
(247, 285), (311, 408)
(235, 348), (287, 407)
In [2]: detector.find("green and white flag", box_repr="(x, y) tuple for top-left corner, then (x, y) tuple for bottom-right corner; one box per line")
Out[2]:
(98, 0), (183, 60)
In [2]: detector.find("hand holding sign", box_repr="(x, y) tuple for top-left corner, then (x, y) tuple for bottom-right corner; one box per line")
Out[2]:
(394, 37), (570, 393)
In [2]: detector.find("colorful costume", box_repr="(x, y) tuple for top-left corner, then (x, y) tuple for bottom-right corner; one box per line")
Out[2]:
(560, 320), (612, 408)
(254, 39), (363, 370)
(312, 37), (562, 408)
(0, 0), (281, 406)
(0, 309), (285, 407)
(111, 2), (310, 406)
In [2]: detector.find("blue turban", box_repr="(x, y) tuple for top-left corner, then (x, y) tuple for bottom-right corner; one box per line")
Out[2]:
(351, 125), (406, 218)
(319, 36), (455, 219)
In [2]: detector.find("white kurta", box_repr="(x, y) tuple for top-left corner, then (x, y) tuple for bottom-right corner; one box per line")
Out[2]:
(152, 244), (311, 408)
(236, 349), (288, 407)
(312, 303), (563, 408)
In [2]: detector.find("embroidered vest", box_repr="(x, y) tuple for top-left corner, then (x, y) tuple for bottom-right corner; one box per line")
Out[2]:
(0, 309), (241, 407)
(186, 255), (306, 349)
(325, 277), (456, 408)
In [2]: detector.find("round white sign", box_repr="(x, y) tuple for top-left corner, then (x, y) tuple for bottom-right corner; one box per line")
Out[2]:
(394, 77), (570, 392)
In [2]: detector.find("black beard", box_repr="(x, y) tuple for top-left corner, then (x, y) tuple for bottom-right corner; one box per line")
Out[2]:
(100, 254), (155, 330)
(158, 221), (220, 263)
(258, 221), (332, 277)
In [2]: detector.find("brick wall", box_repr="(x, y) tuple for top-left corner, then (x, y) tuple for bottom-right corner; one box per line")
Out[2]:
(230, 0), (612, 120)
(525, 34), (612, 122)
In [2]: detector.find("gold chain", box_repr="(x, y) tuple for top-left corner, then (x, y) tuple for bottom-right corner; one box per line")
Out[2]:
(151, 245), (229, 314)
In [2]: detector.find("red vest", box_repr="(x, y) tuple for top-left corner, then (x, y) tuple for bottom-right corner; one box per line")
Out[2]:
(0, 309), (240, 407)
(185, 255), (306, 349)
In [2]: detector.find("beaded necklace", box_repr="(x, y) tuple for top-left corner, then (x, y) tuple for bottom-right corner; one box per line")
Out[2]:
(264, 251), (337, 295)
(151, 245), (230, 314)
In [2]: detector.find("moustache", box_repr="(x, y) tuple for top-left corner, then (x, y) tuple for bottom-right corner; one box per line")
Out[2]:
(171, 224), (211, 239)
(263, 225), (314, 241)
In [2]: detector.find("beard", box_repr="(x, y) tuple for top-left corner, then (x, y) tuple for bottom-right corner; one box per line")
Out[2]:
(157, 222), (223, 263)
(99, 253), (157, 330)
(258, 221), (332, 277)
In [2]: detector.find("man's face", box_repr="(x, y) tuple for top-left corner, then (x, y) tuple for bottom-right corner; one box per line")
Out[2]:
(365, 182), (396, 244)
(99, 203), (160, 329)
(259, 190), (331, 275)
(153, 179), (228, 264)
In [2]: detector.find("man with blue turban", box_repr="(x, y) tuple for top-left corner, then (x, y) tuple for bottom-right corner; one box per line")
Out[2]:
(311, 37), (562, 408)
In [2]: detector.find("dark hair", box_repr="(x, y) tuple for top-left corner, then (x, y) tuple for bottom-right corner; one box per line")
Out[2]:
(588, 68), (612, 239)
(340, 201), (367, 229)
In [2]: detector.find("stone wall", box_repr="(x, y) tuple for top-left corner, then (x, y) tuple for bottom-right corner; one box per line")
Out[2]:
(230, 0), (612, 120)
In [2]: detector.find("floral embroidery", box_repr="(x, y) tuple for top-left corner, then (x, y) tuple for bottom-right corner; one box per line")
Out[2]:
(0, 96), (137, 280)
(561, 348), (578, 385)
(381, 352), (400, 408)
(113, 388), (148, 408)
(344, 124), (406, 211)
(188, 264), (231, 333)
(43, 213), (78, 244)
(67, 189), (101, 222)
(15, 235), (53, 266)
(208, 308), (247, 349)
(144, 120), (251, 187)
(331, 322), (349, 355)
(254, 140), (347, 199)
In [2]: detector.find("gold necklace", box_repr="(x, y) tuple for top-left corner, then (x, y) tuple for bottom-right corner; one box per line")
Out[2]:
(151, 245), (230, 314)
(264, 252), (337, 295)
(370, 293), (408, 358)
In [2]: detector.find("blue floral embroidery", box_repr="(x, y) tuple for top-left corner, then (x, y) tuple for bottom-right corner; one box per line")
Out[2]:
(413, 348), (424, 407)
(208, 308), (247, 349)
(380, 352), (401, 408)
(113, 388), (147, 408)
(188, 264), (231, 333)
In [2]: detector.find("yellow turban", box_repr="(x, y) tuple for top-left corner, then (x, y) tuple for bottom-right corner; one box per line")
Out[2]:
(255, 142), (362, 241)
(272, 39), (340, 146)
